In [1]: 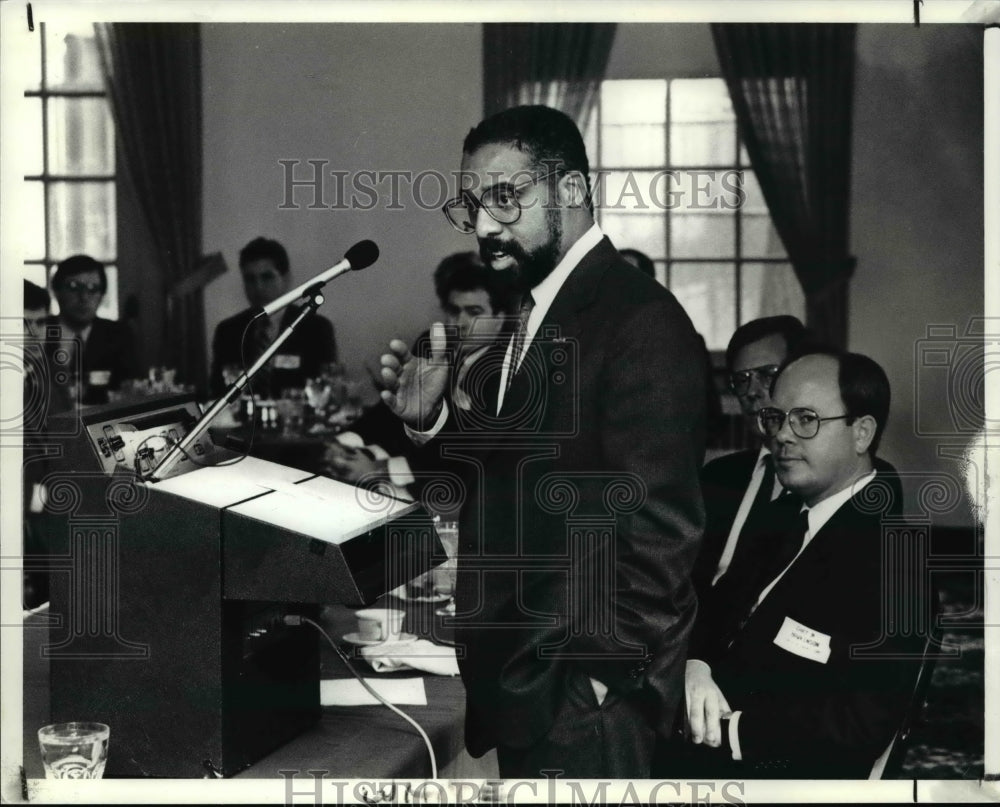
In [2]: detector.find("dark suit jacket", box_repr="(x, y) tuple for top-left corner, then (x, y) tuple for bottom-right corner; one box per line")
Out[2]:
(689, 470), (925, 778)
(44, 316), (139, 408)
(209, 306), (337, 396)
(444, 237), (707, 756)
(693, 451), (906, 600)
(691, 448), (760, 598)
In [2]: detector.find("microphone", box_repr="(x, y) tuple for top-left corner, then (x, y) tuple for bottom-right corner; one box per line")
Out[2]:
(255, 239), (379, 318)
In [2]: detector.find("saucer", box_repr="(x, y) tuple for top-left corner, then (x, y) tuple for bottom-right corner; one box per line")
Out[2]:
(393, 591), (452, 604)
(342, 631), (416, 646)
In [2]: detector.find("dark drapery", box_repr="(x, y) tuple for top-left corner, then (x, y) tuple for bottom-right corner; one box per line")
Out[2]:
(713, 24), (857, 347)
(483, 23), (616, 128)
(95, 23), (205, 388)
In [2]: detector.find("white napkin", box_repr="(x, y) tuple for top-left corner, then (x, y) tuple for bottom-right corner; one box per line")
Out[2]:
(360, 637), (459, 676)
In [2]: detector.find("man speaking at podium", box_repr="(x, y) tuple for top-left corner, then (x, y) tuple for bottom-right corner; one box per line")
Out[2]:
(379, 106), (706, 778)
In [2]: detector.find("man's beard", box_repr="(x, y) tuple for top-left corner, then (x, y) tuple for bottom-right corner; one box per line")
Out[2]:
(478, 210), (563, 292)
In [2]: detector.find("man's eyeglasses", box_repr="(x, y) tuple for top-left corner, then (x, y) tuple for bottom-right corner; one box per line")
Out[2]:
(60, 280), (104, 296)
(728, 364), (780, 396)
(442, 169), (563, 234)
(756, 406), (852, 439)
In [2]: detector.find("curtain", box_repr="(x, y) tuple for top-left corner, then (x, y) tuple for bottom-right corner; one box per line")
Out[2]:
(95, 23), (205, 388)
(713, 23), (857, 347)
(483, 23), (617, 129)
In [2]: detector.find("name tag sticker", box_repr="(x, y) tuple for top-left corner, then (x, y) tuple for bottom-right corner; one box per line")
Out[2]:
(274, 354), (301, 370)
(773, 616), (831, 664)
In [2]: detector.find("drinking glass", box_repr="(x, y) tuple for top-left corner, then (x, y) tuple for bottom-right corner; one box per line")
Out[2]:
(38, 722), (109, 779)
(433, 521), (459, 616)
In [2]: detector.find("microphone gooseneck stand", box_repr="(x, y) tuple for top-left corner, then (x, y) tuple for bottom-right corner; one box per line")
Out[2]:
(148, 287), (325, 482)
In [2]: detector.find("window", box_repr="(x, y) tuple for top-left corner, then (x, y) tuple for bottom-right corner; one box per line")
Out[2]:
(24, 21), (118, 319)
(586, 78), (804, 351)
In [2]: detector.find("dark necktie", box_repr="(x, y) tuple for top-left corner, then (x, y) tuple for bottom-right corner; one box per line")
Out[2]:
(504, 292), (535, 395)
(756, 507), (811, 601)
(727, 502), (809, 642)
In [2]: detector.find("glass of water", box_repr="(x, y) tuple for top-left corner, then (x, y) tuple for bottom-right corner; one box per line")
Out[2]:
(38, 722), (109, 779)
(433, 521), (459, 616)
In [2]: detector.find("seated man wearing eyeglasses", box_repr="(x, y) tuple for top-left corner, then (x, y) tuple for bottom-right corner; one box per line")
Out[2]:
(674, 349), (925, 778)
(690, 316), (808, 598)
(45, 254), (138, 409)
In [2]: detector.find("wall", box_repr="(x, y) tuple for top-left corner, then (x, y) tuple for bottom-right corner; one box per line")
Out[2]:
(850, 24), (983, 528)
(201, 23), (482, 392)
(199, 22), (984, 527)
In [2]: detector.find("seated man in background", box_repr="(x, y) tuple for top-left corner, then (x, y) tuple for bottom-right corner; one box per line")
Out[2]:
(691, 316), (807, 597)
(23, 281), (51, 608)
(46, 255), (139, 408)
(210, 236), (337, 398)
(323, 251), (514, 501)
(677, 350), (924, 778)
(22, 280), (50, 431)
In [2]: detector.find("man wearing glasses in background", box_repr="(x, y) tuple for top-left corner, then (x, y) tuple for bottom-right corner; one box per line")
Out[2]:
(676, 349), (921, 778)
(690, 316), (808, 597)
(379, 105), (707, 777)
(46, 254), (138, 409)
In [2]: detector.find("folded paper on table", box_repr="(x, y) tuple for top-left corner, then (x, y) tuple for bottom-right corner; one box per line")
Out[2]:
(360, 638), (460, 676)
(321, 677), (427, 706)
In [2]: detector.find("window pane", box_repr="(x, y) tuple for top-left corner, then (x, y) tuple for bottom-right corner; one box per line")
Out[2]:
(739, 141), (750, 166)
(600, 212), (665, 260)
(739, 170), (769, 214)
(24, 181), (47, 261)
(600, 124), (665, 167)
(23, 98), (44, 176)
(670, 78), (733, 123)
(671, 212), (735, 259)
(45, 22), (102, 91)
(742, 215), (787, 259)
(96, 265), (119, 321)
(597, 171), (668, 214)
(600, 80), (666, 124)
(48, 181), (116, 259)
(669, 262), (736, 350)
(740, 262), (805, 324)
(670, 121), (736, 166)
(47, 98), (115, 175)
(25, 26), (42, 91)
(24, 265), (49, 297)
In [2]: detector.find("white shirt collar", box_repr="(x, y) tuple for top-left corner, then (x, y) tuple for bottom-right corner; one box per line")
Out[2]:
(527, 222), (603, 321)
(495, 222), (603, 413)
(803, 469), (878, 538)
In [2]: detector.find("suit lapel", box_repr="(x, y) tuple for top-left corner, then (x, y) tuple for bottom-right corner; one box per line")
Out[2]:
(498, 237), (616, 420)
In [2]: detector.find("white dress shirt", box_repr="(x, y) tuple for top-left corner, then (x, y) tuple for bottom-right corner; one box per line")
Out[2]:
(711, 446), (782, 585)
(414, 222), (605, 436)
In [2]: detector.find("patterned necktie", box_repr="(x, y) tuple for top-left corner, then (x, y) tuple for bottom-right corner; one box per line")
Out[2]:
(505, 292), (535, 394)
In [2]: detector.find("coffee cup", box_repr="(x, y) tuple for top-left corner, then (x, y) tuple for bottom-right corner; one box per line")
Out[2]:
(355, 608), (405, 642)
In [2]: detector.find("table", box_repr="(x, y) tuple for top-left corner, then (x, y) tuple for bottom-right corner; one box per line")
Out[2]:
(21, 599), (497, 780)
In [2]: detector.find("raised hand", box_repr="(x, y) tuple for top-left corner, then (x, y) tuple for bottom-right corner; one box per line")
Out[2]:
(379, 321), (450, 429)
